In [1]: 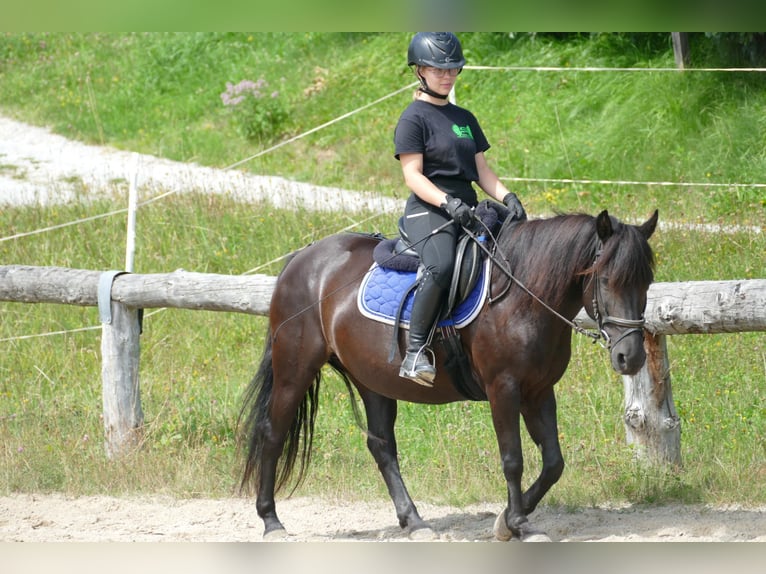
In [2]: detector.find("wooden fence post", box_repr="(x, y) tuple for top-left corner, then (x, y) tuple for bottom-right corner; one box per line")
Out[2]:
(622, 332), (681, 465)
(672, 33), (690, 69)
(100, 295), (144, 458)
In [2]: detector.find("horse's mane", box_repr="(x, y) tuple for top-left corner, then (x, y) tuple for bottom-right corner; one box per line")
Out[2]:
(494, 212), (654, 308)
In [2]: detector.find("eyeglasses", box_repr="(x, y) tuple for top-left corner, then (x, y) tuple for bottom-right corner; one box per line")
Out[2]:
(421, 66), (462, 78)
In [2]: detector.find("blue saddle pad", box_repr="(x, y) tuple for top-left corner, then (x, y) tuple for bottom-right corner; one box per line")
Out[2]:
(357, 259), (490, 329)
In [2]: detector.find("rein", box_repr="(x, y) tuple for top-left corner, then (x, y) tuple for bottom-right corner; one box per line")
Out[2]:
(463, 220), (642, 349)
(271, 214), (643, 351)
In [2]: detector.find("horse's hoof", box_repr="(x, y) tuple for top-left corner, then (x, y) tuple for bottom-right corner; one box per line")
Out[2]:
(409, 526), (437, 541)
(263, 527), (289, 541)
(493, 511), (551, 542)
(493, 510), (514, 541)
(521, 531), (552, 542)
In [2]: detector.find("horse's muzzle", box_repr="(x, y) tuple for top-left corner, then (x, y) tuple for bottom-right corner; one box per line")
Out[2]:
(610, 330), (646, 375)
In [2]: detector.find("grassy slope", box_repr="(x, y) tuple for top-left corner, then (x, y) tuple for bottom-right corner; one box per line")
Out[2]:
(1, 32), (764, 226)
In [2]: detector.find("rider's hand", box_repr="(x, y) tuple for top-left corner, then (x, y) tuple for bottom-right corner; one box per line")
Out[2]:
(502, 192), (527, 221)
(441, 195), (474, 227)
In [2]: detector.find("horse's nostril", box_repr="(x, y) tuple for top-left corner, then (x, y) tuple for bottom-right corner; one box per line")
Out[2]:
(614, 352), (634, 374)
(614, 349), (646, 376)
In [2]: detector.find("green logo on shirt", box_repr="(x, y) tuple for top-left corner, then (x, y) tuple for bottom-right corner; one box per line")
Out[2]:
(452, 124), (473, 139)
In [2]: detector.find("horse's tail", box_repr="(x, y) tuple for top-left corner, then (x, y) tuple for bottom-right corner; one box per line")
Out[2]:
(238, 325), (321, 496)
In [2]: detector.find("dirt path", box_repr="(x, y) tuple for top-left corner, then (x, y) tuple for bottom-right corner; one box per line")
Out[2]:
(1, 493), (764, 542)
(0, 115), (400, 213)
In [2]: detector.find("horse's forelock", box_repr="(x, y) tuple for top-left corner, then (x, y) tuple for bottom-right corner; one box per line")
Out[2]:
(592, 221), (655, 289)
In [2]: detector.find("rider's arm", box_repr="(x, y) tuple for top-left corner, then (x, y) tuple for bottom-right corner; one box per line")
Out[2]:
(400, 153), (450, 208)
(475, 152), (513, 203)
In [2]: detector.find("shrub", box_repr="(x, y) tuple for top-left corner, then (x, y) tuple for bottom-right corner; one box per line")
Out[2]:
(220, 78), (288, 142)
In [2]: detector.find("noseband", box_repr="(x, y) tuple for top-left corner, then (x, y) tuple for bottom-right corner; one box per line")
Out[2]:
(588, 247), (646, 350)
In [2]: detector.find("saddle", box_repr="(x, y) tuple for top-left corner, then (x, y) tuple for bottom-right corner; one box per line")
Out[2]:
(398, 217), (482, 315)
(372, 199), (506, 314)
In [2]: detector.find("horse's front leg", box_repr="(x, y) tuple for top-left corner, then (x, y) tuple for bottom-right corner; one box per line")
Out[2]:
(358, 389), (435, 540)
(488, 381), (549, 542)
(520, 389), (565, 515)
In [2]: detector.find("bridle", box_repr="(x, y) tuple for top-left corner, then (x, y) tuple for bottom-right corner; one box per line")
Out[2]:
(586, 246), (646, 350)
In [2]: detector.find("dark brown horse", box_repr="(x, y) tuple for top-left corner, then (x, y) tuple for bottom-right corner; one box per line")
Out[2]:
(239, 209), (658, 541)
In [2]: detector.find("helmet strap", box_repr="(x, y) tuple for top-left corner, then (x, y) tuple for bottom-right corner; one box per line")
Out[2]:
(416, 70), (449, 100)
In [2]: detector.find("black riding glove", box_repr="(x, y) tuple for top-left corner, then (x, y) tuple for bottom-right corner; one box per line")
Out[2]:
(441, 195), (474, 227)
(502, 192), (527, 221)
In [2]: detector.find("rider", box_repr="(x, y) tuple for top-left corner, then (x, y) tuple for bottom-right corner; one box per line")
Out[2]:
(394, 32), (526, 387)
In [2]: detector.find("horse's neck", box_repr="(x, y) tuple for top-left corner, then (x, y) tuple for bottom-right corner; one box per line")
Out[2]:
(493, 219), (593, 317)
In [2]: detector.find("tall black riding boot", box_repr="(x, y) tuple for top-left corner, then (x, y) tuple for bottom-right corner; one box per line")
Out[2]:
(399, 275), (444, 386)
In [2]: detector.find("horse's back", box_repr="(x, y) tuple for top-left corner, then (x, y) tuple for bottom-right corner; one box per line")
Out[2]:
(270, 232), (378, 322)
(280, 232), (378, 279)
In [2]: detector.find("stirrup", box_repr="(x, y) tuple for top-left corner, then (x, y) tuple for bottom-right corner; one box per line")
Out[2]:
(399, 348), (436, 387)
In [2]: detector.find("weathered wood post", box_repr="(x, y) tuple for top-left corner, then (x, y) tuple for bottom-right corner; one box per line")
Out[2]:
(627, 278), (766, 466)
(101, 302), (144, 457)
(622, 333), (681, 465)
(98, 271), (143, 458)
(575, 277), (766, 466)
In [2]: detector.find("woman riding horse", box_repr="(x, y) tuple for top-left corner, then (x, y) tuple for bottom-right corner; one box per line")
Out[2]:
(395, 32), (526, 386)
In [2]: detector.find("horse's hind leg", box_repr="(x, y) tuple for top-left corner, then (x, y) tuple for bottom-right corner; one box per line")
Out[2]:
(255, 353), (325, 539)
(358, 390), (435, 540)
(255, 413), (290, 538)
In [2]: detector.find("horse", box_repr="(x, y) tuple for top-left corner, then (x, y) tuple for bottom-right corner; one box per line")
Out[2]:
(238, 208), (658, 541)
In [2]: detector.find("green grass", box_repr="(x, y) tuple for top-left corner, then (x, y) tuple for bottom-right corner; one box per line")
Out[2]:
(0, 33), (764, 510)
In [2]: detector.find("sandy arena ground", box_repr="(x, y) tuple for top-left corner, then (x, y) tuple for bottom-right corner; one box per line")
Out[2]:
(1, 493), (765, 542)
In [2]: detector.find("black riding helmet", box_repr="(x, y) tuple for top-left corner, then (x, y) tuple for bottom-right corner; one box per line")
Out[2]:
(408, 32), (465, 68)
(408, 32), (465, 99)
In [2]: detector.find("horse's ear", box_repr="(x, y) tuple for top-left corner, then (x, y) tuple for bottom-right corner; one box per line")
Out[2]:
(639, 209), (659, 240)
(596, 210), (613, 241)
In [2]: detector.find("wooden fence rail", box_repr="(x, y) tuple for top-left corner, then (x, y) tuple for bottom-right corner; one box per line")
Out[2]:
(2, 265), (765, 462)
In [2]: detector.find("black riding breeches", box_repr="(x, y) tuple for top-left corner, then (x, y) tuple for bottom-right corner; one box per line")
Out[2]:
(402, 195), (458, 291)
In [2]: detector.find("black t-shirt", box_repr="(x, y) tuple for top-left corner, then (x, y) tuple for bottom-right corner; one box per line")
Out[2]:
(394, 100), (490, 204)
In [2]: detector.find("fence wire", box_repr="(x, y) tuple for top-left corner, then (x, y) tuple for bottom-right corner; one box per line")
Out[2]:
(2, 63), (764, 342)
